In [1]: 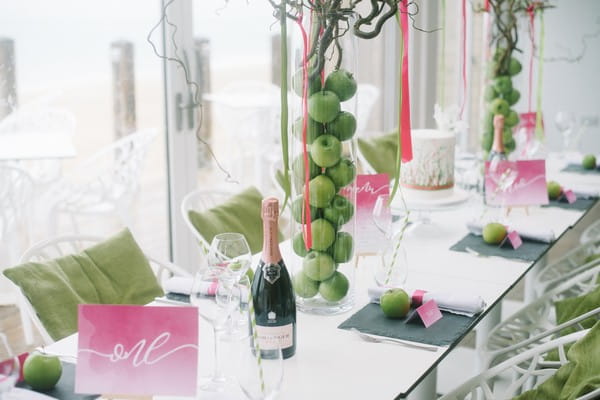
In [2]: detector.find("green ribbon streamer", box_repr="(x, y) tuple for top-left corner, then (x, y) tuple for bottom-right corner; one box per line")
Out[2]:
(280, 6), (291, 208)
(535, 11), (545, 139)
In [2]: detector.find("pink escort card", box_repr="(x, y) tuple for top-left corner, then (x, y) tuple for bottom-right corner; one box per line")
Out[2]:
(405, 300), (443, 328)
(484, 160), (549, 206)
(76, 305), (198, 397)
(341, 174), (390, 255)
(505, 230), (523, 250)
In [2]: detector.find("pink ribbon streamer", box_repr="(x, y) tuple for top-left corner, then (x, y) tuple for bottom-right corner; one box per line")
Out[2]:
(399, 1), (412, 163)
(295, 13), (313, 251)
(527, 4), (536, 113)
(411, 289), (427, 307)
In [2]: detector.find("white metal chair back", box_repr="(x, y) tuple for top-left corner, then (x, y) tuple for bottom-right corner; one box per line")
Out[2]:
(50, 129), (157, 233)
(0, 107), (76, 135)
(481, 265), (600, 367)
(14, 234), (190, 345)
(532, 237), (600, 297)
(0, 165), (34, 243)
(440, 329), (590, 400)
(180, 190), (234, 257)
(580, 219), (600, 244)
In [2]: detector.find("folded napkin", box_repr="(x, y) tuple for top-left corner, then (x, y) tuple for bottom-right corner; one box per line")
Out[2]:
(467, 220), (555, 244)
(368, 287), (486, 317)
(572, 187), (600, 199)
(164, 276), (217, 296)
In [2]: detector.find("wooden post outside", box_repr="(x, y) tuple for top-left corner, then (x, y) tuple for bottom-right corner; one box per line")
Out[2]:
(194, 37), (211, 168)
(0, 38), (17, 119)
(111, 41), (136, 139)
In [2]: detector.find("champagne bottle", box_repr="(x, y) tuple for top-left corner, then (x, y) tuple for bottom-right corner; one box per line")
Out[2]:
(251, 197), (296, 359)
(488, 114), (507, 163)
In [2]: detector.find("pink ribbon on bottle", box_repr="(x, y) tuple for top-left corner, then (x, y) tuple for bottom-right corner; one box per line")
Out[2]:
(295, 13), (313, 251)
(398, 0), (412, 163)
(459, 0), (467, 118)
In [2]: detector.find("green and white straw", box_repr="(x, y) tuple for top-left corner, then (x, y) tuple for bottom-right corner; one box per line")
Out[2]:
(247, 287), (266, 395)
(384, 190), (411, 286)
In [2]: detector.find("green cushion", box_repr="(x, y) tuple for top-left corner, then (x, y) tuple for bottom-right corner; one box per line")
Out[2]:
(187, 187), (282, 255)
(513, 321), (600, 400)
(357, 131), (398, 176)
(3, 229), (163, 341)
(555, 285), (600, 335)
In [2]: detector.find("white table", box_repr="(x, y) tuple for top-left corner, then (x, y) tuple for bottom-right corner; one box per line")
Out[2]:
(44, 162), (600, 400)
(0, 132), (76, 161)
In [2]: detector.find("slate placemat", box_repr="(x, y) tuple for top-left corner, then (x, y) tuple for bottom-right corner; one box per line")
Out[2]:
(338, 303), (475, 347)
(561, 163), (600, 175)
(450, 233), (550, 262)
(16, 362), (97, 399)
(543, 197), (596, 211)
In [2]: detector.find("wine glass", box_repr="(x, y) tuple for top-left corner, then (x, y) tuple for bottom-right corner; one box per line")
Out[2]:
(191, 233), (252, 394)
(0, 333), (19, 399)
(372, 194), (409, 288)
(555, 111), (577, 156)
(235, 335), (283, 400)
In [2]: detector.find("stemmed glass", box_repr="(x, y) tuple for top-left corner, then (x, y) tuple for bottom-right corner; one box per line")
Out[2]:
(0, 333), (19, 399)
(235, 335), (283, 400)
(372, 194), (408, 288)
(190, 233), (252, 394)
(555, 111), (576, 151)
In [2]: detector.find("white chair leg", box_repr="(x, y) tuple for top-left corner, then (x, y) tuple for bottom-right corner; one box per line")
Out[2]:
(476, 303), (502, 370)
(18, 296), (34, 345)
(408, 368), (437, 400)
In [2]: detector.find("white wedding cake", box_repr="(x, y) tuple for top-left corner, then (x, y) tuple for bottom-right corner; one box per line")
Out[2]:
(400, 129), (455, 200)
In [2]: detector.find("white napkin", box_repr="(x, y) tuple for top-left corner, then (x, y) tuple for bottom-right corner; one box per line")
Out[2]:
(163, 276), (194, 295)
(368, 287), (486, 317)
(467, 220), (555, 243)
(571, 187), (600, 200)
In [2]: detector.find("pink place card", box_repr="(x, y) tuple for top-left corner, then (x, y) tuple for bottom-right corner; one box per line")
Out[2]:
(416, 300), (443, 328)
(505, 230), (523, 250)
(563, 189), (577, 204)
(76, 305), (198, 397)
(484, 160), (549, 206)
(341, 174), (390, 254)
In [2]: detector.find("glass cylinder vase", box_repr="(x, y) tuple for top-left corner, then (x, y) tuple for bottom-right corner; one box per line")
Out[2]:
(288, 11), (358, 315)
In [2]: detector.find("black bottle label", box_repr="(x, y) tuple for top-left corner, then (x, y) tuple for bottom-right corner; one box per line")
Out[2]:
(263, 263), (281, 284)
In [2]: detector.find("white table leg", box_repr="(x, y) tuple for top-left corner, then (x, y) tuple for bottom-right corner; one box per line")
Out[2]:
(524, 263), (542, 303)
(476, 302), (502, 370)
(407, 368), (437, 400)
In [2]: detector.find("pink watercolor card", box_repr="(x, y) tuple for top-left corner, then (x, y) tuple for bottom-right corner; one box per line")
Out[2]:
(341, 174), (390, 254)
(405, 300), (443, 328)
(484, 160), (549, 206)
(75, 304), (198, 397)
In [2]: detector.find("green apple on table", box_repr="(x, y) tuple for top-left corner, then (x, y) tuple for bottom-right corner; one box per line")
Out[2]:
(319, 271), (349, 302)
(324, 69), (357, 102)
(547, 181), (562, 200)
(323, 195), (354, 228)
(310, 218), (336, 251)
(23, 351), (63, 391)
(308, 91), (341, 123)
(310, 134), (342, 168)
(303, 251), (336, 281)
(482, 222), (507, 245)
(308, 175), (336, 208)
(327, 111), (357, 141)
(331, 232), (354, 263)
(380, 288), (410, 318)
(582, 154), (597, 170)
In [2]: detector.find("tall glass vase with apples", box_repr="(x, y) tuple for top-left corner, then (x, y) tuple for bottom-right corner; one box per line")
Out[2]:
(288, 11), (358, 315)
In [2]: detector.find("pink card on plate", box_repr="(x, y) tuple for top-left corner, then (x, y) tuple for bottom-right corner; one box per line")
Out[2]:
(76, 304), (198, 396)
(484, 160), (549, 206)
(340, 174), (390, 255)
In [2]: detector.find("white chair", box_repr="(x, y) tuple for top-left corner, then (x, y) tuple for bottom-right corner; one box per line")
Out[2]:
(48, 129), (157, 235)
(0, 165), (34, 344)
(580, 219), (600, 244)
(531, 238), (600, 297)
(13, 234), (190, 345)
(480, 265), (600, 368)
(0, 107), (76, 189)
(440, 329), (590, 400)
(181, 190), (235, 257)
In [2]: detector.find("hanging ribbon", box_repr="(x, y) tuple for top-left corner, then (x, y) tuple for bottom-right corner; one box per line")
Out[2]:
(279, 6), (290, 209)
(459, 0), (467, 118)
(484, 0), (490, 12)
(439, 0), (446, 107)
(535, 11), (545, 139)
(390, 0), (413, 202)
(295, 13), (313, 251)
(526, 4), (536, 113)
